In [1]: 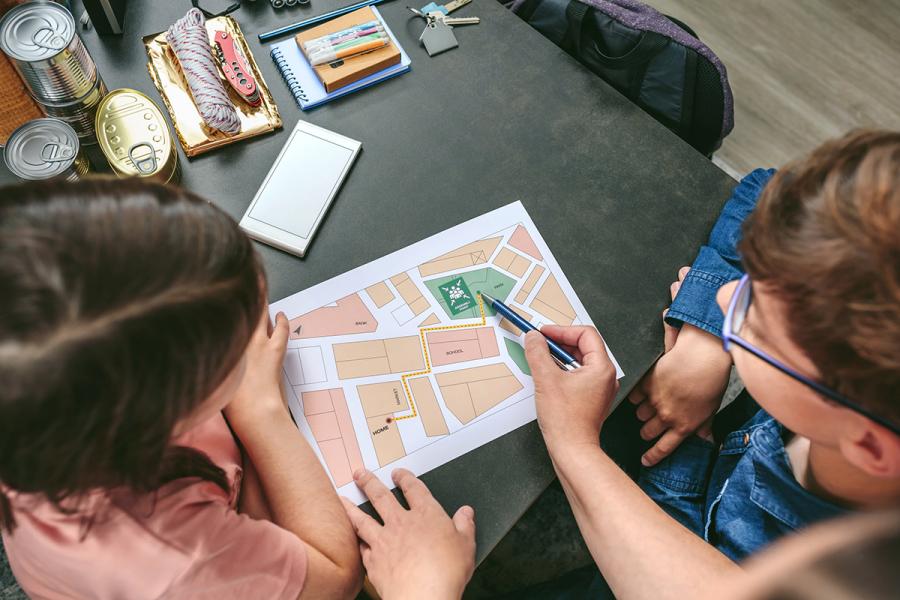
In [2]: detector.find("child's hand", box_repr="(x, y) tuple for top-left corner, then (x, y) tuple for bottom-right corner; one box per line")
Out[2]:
(225, 308), (290, 425)
(343, 469), (476, 600)
(628, 268), (733, 467)
(525, 325), (620, 453)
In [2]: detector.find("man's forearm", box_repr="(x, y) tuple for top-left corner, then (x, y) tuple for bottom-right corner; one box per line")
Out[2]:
(550, 441), (743, 600)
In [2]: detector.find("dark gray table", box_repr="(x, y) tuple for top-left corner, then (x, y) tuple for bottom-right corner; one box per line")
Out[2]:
(0, 0), (735, 565)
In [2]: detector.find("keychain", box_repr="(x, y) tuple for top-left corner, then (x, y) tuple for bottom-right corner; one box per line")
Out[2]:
(408, 6), (479, 56)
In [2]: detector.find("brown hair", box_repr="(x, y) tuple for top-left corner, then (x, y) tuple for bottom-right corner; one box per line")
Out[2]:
(740, 130), (900, 422)
(0, 178), (265, 530)
(762, 510), (900, 600)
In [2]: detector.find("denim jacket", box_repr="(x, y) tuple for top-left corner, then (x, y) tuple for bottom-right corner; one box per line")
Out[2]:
(639, 404), (846, 561)
(641, 169), (847, 560)
(664, 168), (776, 337)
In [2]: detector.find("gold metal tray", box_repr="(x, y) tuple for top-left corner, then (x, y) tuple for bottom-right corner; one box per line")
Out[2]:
(144, 15), (282, 157)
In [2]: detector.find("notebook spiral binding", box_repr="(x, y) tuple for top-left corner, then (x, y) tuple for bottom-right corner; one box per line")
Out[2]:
(271, 46), (309, 106)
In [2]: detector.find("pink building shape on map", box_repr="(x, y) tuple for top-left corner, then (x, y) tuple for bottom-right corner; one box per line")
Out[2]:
(289, 294), (378, 340)
(302, 388), (365, 486)
(508, 225), (544, 261)
(426, 327), (500, 367)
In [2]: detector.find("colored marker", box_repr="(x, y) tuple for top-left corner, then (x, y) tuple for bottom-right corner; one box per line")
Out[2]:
(479, 292), (582, 371)
(304, 22), (380, 48)
(304, 25), (385, 52)
(259, 0), (394, 42)
(308, 36), (389, 65)
(322, 20), (380, 37)
(305, 27), (385, 51)
(307, 32), (387, 56)
(307, 33), (387, 63)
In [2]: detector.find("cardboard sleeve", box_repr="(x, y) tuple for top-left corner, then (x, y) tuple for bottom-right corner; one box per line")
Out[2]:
(295, 6), (401, 93)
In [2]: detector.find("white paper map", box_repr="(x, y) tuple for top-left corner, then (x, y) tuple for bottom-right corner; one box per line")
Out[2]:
(271, 202), (623, 504)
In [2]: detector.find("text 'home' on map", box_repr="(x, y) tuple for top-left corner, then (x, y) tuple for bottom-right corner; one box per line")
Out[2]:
(358, 381), (409, 466)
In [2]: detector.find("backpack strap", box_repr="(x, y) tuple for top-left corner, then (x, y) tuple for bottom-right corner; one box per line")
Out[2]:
(515, 0), (543, 23)
(679, 46), (697, 142)
(564, 0), (669, 69)
(564, 0), (591, 56)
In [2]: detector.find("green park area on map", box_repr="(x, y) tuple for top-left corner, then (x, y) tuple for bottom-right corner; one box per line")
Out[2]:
(504, 338), (531, 376)
(425, 268), (517, 320)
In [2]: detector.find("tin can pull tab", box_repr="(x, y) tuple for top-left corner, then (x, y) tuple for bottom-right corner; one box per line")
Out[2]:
(41, 142), (75, 162)
(129, 143), (158, 175)
(32, 27), (66, 51)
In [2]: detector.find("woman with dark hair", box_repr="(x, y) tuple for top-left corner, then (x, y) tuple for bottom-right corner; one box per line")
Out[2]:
(0, 179), (361, 599)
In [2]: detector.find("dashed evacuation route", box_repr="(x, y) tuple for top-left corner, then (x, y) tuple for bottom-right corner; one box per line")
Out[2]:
(391, 293), (488, 423)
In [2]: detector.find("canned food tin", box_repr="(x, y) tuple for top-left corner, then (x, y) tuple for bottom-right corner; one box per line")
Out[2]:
(3, 118), (90, 181)
(37, 77), (107, 143)
(0, 1), (99, 103)
(95, 88), (180, 184)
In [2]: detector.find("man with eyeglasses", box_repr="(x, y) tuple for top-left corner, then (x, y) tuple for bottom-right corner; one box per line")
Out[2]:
(340, 130), (900, 600)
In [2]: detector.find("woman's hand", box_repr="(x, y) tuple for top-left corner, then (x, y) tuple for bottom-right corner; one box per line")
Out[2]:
(342, 469), (476, 600)
(224, 308), (290, 426)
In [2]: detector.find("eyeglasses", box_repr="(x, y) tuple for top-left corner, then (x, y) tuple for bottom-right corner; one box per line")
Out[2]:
(722, 274), (900, 436)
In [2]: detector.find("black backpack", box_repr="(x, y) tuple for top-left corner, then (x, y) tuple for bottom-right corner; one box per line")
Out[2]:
(507, 0), (734, 156)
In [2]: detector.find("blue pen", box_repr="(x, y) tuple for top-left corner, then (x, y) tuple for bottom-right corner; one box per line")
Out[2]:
(318, 21), (380, 41)
(480, 293), (582, 371)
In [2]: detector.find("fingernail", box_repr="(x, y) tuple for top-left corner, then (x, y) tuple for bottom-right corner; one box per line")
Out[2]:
(463, 505), (475, 518)
(641, 457), (650, 467)
(353, 469), (368, 480)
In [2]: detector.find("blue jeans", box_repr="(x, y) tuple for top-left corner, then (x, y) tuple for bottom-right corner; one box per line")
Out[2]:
(501, 393), (845, 599)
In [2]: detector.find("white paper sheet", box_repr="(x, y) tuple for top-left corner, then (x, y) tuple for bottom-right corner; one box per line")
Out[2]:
(271, 201), (623, 504)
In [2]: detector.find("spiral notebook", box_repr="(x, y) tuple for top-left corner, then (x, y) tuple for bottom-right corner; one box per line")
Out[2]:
(270, 6), (411, 111)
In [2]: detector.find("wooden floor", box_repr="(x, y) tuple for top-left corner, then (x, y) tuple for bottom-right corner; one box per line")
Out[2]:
(648, 0), (900, 177)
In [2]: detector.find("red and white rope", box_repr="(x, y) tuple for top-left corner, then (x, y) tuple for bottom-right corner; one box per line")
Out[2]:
(167, 9), (241, 135)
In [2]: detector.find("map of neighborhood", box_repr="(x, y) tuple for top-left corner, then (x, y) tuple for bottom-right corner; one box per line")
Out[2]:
(272, 202), (622, 504)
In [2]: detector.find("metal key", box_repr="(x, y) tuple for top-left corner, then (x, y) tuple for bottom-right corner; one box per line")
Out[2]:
(431, 13), (480, 25)
(444, 16), (480, 25)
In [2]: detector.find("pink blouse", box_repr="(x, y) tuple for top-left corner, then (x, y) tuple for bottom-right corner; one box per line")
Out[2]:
(2, 413), (307, 599)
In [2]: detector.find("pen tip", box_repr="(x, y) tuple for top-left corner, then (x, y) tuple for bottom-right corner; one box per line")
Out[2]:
(479, 292), (495, 303)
